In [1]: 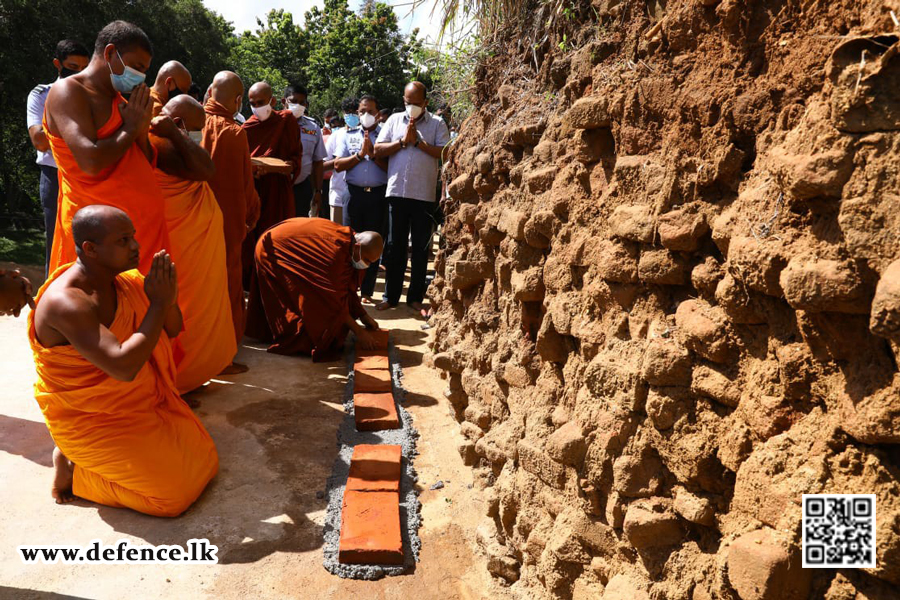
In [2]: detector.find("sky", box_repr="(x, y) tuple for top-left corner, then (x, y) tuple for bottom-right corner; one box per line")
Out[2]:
(201, 0), (450, 47)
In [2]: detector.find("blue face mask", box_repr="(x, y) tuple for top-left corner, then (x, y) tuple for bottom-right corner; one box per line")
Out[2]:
(108, 49), (146, 94)
(344, 113), (360, 128)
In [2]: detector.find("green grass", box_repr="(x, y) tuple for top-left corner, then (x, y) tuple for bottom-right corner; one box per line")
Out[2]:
(0, 230), (45, 266)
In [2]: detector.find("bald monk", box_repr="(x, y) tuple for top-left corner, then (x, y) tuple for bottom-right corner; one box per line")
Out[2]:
(29, 205), (218, 515)
(202, 71), (260, 374)
(43, 20), (168, 275)
(150, 96), (236, 394)
(149, 60), (191, 117)
(241, 81), (302, 289)
(246, 218), (383, 360)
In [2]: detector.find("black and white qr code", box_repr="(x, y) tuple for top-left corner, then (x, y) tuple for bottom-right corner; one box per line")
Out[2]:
(802, 494), (876, 568)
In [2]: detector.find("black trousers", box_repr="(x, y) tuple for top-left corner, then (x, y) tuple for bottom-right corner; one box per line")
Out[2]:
(293, 177), (328, 218)
(383, 196), (436, 305)
(347, 183), (387, 297)
(38, 165), (59, 275)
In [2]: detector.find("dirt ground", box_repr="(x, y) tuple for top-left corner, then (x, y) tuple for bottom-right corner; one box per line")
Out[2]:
(0, 264), (510, 600)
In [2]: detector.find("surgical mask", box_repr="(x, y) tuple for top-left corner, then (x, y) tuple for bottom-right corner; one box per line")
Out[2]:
(405, 103), (423, 120)
(188, 130), (203, 143)
(359, 112), (376, 129)
(287, 103), (305, 118)
(251, 103), (273, 121)
(344, 113), (360, 128)
(59, 66), (79, 79)
(107, 49), (146, 94)
(351, 245), (370, 270)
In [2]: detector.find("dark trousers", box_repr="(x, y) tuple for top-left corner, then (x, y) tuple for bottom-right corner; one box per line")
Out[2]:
(383, 196), (436, 305)
(38, 165), (59, 274)
(293, 177), (329, 218)
(347, 183), (387, 298)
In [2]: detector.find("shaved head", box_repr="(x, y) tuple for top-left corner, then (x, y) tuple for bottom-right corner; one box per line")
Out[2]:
(210, 71), (244, 114)
(152, 60), (191, 103)
(355, 231), (384, 263)
(162, 95), (206, 131)
(71, 205), (131, 252)
(248, 81), (274, 109)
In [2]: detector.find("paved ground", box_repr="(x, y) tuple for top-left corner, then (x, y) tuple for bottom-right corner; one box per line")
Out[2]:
(0, 265), (509, 600)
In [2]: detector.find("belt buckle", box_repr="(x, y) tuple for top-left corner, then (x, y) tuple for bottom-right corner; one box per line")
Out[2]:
(364, 187), (373, 192)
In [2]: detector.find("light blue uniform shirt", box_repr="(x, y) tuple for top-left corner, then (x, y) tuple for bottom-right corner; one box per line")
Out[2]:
(334, 124), (388, 188)
(26, 81), (56, 168)
(294, 114), (327, 184)
(376, 111), (449, 202)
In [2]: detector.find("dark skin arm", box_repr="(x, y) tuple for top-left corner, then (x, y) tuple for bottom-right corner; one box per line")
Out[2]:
(41, 252), (180, 382)
(45, 80), (153, 175)
(28, 125), (50, 152)
(152, 116), (216, 181)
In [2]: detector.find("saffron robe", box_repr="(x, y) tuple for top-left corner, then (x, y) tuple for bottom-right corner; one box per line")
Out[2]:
(246, 218), (366, 361)
(45, 93), (168, 275)
(241, 109), (302, 289)
(28, 266), (219, 517)
(202, 100), (260, 347)
(155, 171), (236, 392)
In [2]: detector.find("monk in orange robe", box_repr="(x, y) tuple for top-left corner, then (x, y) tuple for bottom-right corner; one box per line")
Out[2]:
(241, 81), (302, 289)
(202, 71), (260, 373)
(246, 218), (383, 361)
(29, 205), (218, 516)
(43, 20), (167, 275)
(149, 96), (236, 394)
(148, 60), (191, 117)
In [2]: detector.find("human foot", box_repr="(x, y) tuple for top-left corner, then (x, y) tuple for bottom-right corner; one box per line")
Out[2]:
(51, 447), (75, 504)
(375, 301), (396, 311)
(219, 362), (249, 375)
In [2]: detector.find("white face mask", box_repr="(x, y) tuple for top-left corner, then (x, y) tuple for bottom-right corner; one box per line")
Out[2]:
(359, 112), (377, 129)
(188, 130), (203, 144)
(287, 102), (305, 118)
(351, 244), (370, 270)
(405, 103), (423, 120)
(251, 103), (273, 122)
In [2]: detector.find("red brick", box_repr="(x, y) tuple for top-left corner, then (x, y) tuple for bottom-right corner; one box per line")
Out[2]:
(355, 392), (400, 431)
(355, 353), (390, 370)
(355, 368), (392, 392)
(347, 444), (402, 492)
(338, 490), (403, 565)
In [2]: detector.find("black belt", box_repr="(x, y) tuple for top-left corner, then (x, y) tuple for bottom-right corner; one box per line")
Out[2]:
(348, 183), (386, 194)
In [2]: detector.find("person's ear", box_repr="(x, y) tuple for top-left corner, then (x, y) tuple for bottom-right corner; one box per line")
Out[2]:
(104, 44), (116, 64)
(82, 241), (97, 258)
(269, 97), (276, 108)
(53, 58), (61, 71)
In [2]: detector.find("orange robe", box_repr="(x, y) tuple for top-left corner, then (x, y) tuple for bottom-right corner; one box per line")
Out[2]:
(44, 94), (169, 275)
(241, 109), (302, 289)
(202, 100), (260, 347)
(28, 266), (219, 517)
(156, 171), (236, 392)
(246, 218), (366, 361)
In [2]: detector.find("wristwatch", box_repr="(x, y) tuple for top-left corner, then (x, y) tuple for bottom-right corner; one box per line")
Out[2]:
(356, 152), (364, 161)
(399, 140), (407, 149)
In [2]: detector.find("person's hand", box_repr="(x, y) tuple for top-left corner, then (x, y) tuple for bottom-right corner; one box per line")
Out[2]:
(356, 328), (378, 351)
(149, 115), (181, 140)
(362, 134), (374, 157)
(0, 269), (35, 317)
(361, 313), (379, 331)
(144, 250), (178, 308)
(120, 83), (153, 136)
(403, 121), (417, 146)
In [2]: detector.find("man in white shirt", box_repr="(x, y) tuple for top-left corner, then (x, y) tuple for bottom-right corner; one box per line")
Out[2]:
(25, 39), (90, 273)
(283, 83), (327, 218)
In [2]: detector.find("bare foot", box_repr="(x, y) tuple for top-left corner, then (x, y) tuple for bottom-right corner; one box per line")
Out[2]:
(376, 301), (396, 311)
(408, 301), (427, 317)
(361, 296), (374, 305)
(219, 362), (249, 375)
(51, 447), (75, 504)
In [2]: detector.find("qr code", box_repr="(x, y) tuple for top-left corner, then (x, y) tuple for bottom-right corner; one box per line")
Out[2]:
(802, 494), (876, 568)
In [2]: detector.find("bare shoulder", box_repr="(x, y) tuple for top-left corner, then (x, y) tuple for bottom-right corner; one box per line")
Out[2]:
(37, 277), (95, 322)
(45, 75), (88, 110)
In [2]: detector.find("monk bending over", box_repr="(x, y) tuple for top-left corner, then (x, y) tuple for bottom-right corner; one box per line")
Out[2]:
(246, 218), (383, 360)
(29, 205), (218, 516)
(150, 95), (236, 395)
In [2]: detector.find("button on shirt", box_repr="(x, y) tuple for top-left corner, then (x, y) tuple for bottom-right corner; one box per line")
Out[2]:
(26, 82), (56, 168)
(376, 111), (450, 202)
(334, 124), (388, 188)
(294, 114), (327, 184)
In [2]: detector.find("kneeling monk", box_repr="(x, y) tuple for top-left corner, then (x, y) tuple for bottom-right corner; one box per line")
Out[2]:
(246, 218), (383, 360)
(29, 205), (218, 516)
